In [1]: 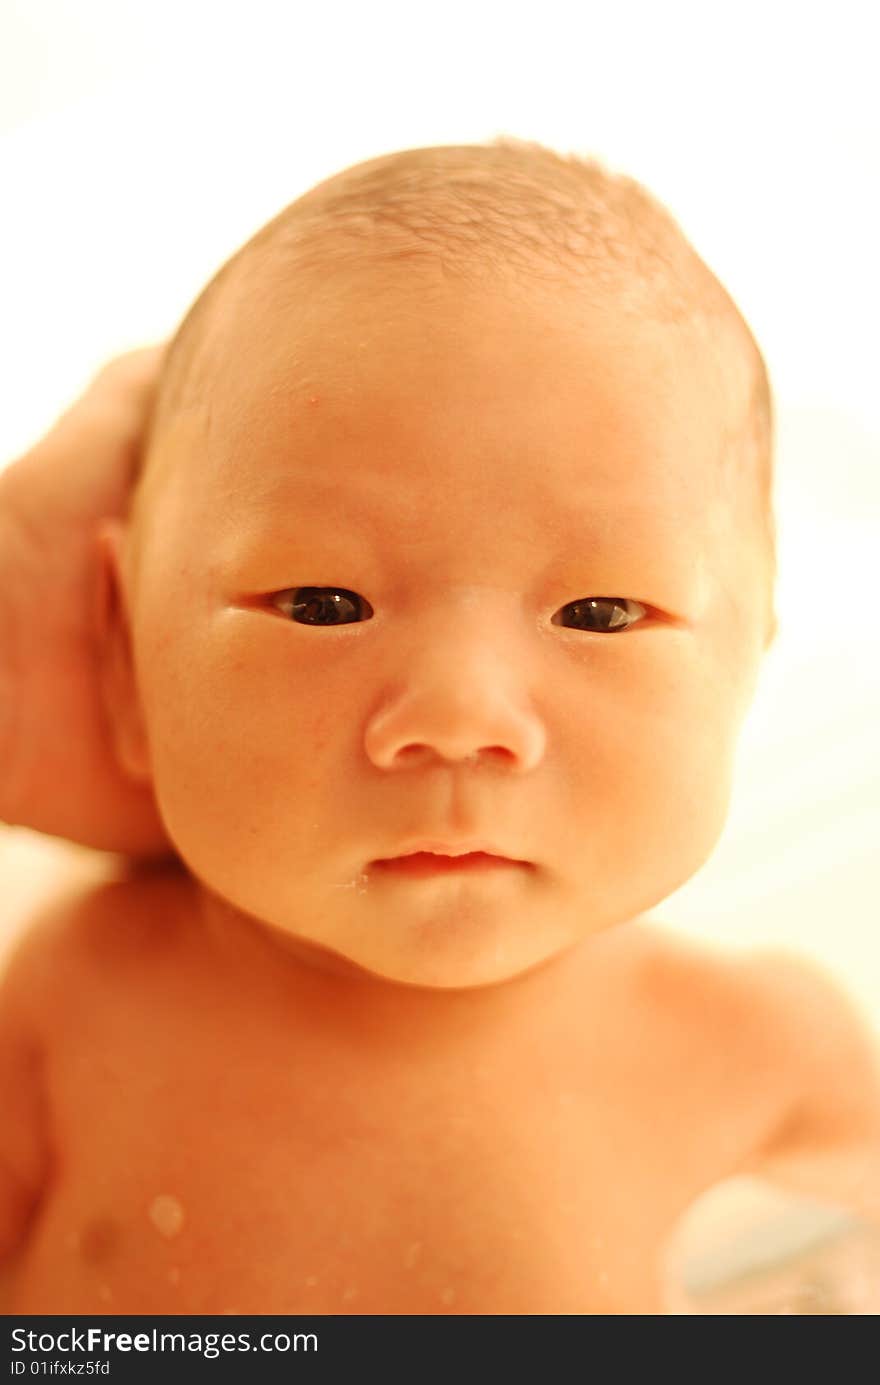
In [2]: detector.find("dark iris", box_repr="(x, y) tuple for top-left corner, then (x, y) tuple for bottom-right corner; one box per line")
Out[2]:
(288, 587), (373, 626)
(280, 590), (640, 631)
(552, 597), (642, 633)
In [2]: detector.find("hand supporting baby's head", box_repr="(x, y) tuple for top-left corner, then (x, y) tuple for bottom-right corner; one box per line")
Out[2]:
(98, 140), (777, 990)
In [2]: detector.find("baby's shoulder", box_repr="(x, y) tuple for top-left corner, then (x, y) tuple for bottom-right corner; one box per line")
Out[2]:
(632, 924), (876, 1112)
(730, 944), (880, 1127)
(623, 923), (763, 1029)
(622, 924), (806, 1078)
(0, 862), (195, 1032)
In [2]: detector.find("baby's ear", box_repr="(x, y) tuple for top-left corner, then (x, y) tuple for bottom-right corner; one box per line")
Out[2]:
(93, 520), (152, 785)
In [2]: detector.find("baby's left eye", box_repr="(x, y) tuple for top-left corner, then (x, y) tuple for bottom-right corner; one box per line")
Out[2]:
(551, 597), (647, 633)
(273, 587), (374, 626)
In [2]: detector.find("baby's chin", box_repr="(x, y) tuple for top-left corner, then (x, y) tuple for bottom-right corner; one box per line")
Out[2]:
(193, 874), (578, 993)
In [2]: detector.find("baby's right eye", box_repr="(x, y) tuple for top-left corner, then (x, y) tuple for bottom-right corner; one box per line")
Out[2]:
(273, 587), (374, 626)
(551, 596), (647, 633)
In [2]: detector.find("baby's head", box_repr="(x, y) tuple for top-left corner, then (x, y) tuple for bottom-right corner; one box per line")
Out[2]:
(100, 141), (776, 990)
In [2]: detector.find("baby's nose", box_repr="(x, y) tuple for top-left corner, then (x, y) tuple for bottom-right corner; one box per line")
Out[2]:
(363, 615), (546, 773)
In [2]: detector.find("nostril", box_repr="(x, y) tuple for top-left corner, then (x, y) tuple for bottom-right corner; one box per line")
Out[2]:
(394, 743), (512, 768)
(363, 696), (546, 773)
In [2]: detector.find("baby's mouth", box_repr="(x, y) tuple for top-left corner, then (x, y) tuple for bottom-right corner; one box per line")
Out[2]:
(370, 848), (529, 878)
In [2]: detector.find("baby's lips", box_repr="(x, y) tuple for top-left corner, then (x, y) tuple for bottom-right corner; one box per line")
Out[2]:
(373, 838), (530, 865)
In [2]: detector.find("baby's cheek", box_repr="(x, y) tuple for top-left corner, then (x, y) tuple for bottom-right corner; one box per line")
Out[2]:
(136, 618), (337, 837)
(603, 637), (742, 821)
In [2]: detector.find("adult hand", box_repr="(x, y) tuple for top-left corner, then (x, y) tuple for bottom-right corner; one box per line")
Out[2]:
(0, 347), (171, 854)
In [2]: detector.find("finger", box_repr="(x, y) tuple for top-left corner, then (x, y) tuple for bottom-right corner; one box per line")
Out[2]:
(89, 344), (168, 408)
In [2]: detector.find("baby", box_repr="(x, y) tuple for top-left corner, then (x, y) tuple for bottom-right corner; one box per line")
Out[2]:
(2, 140), (879, 1315)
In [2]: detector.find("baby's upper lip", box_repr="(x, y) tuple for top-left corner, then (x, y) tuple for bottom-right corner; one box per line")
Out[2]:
(376, 840), (526, 863)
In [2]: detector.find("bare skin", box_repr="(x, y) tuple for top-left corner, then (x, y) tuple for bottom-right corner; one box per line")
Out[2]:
(2, 865), (797, 1314)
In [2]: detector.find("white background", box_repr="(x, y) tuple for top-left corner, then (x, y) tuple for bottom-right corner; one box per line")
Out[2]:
(1, 0), (878, 1020)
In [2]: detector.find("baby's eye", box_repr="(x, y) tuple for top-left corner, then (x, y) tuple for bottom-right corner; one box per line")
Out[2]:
(273, 587), (374, 626)
(551, 596), (647, 633)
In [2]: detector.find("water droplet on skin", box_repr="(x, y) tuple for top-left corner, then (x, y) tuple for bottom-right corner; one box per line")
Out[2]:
(330, 870), (370, 895)
(440, 1286), (457, 1306)
(148, 1194), (185, 1239)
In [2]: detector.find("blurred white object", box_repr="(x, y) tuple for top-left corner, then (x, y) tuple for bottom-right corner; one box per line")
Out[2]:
(664, 1176), (880, 1314)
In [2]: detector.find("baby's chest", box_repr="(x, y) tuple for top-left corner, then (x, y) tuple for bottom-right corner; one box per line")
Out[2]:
(27, 991), (770, 1312)
(25, 1049), (733, 1315)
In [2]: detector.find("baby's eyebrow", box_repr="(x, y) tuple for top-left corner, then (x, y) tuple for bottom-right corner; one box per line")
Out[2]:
(239, 470), (668, 536)
(233, 504), (634, 556)
(226, 505), (703, 588)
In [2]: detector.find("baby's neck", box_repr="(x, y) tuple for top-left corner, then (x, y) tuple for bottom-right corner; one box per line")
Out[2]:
(185, 872), (647, 1042)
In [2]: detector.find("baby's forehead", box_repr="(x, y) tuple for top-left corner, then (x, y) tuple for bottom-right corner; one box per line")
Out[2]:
(200, 246), (739, 403)
(149, 260), (754, 543)
(182, 289), (746, 544)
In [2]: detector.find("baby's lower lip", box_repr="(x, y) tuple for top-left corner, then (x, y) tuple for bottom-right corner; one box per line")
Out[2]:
(372, 851), (520, 877)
